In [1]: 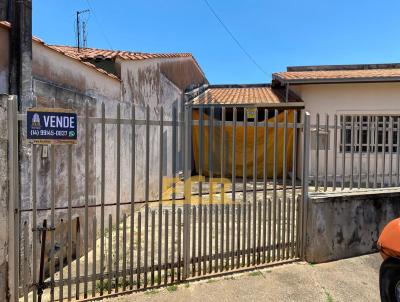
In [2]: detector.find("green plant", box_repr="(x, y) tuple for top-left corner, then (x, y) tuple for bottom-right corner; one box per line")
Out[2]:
(324, 289), (334, 302)
(248, 270), (263, 277)
(96, 278), (137, 293)
(206, 279), (217, 284)
(145, 289), (159, 295)
(166, 285), (178, 292)
(96, 279), (115, 293)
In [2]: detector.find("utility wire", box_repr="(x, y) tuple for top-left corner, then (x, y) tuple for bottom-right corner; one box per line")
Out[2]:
(84, 0), (114, 50)
(202, 0), (268, 77)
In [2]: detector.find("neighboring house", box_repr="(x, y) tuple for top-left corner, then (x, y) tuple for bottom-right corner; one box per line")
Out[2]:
(1, 21), (122, 231)
(186, 64), (400, 187)
(186, 84), (304, 179)
(47, 45), (207, 203)
(0, 20), (207, 207)
(0, 22), (121, 102)
(45, 45), (208, 208)
(48, 45), (206, 111)
(0, 20), (124, 289)
(0, 21), (207, 268)
(272, 63), (400, 117)
(272, 64), (400, 185)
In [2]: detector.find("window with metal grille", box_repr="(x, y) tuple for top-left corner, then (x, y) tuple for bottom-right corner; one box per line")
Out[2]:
(340, 115), (400, 153)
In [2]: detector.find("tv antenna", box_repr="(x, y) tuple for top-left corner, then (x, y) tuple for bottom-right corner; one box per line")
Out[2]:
(76, 9), (90, 51)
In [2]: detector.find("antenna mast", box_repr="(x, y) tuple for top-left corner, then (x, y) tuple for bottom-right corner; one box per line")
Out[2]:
(76, 9), (90, 51)
(82, 21), (88, 48)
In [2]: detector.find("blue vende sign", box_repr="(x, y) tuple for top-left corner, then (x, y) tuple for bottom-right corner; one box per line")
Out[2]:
(27, 108), (78, 144)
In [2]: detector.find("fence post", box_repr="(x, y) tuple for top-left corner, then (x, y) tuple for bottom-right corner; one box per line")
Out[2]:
(0, 95), (9, 302)
(180, 93), (186, 172)
(183, 104), (192, 280)
(7, 95), (19, 302)
(301, 111), (310, 260)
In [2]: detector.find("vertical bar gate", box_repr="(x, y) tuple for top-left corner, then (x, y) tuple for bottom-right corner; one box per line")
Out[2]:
(9, 98), (309, 302)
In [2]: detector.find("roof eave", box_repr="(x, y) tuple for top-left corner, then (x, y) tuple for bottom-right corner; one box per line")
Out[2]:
(272, 75), (400, 85)
(188, 101), (305, 109)
(44, 45), (121, 82)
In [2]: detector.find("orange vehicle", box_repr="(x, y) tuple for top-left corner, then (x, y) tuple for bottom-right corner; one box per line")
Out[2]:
(377, 218), (400, 302)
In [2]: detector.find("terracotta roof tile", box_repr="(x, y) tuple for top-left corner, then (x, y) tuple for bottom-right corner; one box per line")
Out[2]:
(1, 22), (204, 81)
(0, 21), (120, 81)
(48, 45), (193, 61)
(273, 69), (400, 83)
(45, 46), (120, 80)
(190, 86), (302, 105)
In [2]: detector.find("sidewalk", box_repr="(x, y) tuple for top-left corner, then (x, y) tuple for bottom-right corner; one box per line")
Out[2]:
(105, 253), (381, 302)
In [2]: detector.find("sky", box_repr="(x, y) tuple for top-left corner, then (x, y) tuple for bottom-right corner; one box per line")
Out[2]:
(33, 0), (400, 84)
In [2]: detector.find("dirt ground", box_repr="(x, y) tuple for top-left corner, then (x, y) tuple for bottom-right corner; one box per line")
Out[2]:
(104, 253), (381, 302)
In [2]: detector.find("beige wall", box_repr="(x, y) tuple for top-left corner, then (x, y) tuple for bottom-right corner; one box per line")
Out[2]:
(292, 82), (400, 187)
(292, 82), (400, 120)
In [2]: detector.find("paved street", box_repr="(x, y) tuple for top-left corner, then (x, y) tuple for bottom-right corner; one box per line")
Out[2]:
(105, 253), (381, 302)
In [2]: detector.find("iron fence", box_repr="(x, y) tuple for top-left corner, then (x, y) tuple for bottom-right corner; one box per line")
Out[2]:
(310, 113), (400, 191)
(8, 96), (309, 302)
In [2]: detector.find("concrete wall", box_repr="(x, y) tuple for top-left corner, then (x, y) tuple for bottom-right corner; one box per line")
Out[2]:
(116, 58), (186, 204)
(25, 41), (121, 222)
(120, 57), (205, 104)
(291, 82), (400, 185)
(18, 41), (121, 282)
(159, 57), (206, 90)
(305, 188), (400, 263)
(0, 95), (8, 302)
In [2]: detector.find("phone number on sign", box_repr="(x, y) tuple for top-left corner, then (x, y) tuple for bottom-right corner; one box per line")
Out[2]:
(30, 130), (70, 136)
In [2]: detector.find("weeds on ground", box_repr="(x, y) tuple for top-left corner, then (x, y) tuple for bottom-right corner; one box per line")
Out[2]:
(96, 279), (115, 292)
(166, 285), (178, 292)
(248, 270), (263, 277)
(145, 289), (159, 295)
(206, 279), (217, 284)
(324, 289), (334, 302)
(96, 278), (137, 293)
